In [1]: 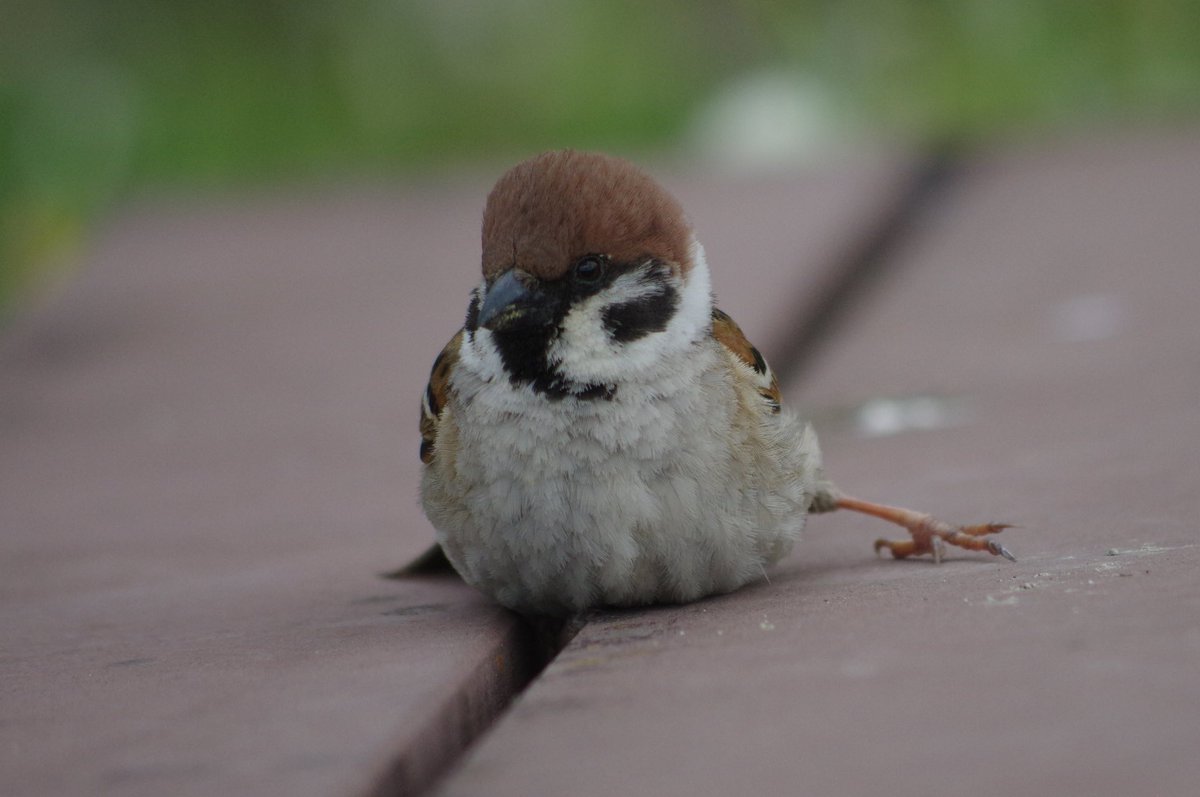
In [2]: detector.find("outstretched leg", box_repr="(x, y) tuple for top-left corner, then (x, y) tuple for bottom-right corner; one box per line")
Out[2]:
(811, 485), (1015, 563)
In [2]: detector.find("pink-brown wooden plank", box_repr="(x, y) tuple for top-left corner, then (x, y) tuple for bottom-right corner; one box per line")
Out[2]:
(0, 184), (529, 797)
(0, 154), (914, 796)
(436, 131), (1200, 797)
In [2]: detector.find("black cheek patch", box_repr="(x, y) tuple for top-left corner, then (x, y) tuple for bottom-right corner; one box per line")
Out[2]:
(602, 285), (679, 343)
(464, 293), (481, 332)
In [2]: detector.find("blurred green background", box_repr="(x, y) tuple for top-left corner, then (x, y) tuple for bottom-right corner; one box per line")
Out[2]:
(3, 0), (1198, 317)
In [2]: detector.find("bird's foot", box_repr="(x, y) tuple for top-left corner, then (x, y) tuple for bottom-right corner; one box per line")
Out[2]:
(835, 495), (1016, 563)
(872, 516), (1015, 563)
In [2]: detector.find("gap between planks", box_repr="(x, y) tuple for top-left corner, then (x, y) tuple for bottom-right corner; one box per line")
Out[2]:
(361, 608), (583, 797)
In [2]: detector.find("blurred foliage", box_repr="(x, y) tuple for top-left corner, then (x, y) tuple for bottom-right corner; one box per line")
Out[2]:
(2, 0), (1199, 314)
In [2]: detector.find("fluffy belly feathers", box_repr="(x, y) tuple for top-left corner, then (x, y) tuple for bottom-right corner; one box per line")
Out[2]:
(421, 350), (815, 615)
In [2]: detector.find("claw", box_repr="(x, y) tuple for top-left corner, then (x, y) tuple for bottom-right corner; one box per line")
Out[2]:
(988, 539), (1018, 562)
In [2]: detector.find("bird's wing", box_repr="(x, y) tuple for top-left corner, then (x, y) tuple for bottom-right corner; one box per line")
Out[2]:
(710, 307), (781, 413)
(385, 330), (465, 581)
(420, 329), (464, 463)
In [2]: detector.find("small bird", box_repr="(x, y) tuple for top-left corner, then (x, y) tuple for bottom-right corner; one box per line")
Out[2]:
(418, 150), (1013, 616)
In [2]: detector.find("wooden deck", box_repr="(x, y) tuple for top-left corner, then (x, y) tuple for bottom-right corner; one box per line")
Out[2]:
(3, 132), (1197, 796)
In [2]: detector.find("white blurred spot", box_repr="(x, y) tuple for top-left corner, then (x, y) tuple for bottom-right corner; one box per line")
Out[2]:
(1050, 293), (1126, 342)
(841, 660), (878, 679)
(853, 395), (973, 438)
(687, 72), (846, 169)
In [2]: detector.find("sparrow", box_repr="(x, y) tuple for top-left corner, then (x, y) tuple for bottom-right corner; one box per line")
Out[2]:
(417, 150), (1013, 617)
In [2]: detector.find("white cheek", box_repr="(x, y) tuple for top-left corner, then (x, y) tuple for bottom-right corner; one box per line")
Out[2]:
(552, 272), (664, 378)
(461, 329), (507, 383)
(552, 238), (714, 385)
(458, 281), (509, 385)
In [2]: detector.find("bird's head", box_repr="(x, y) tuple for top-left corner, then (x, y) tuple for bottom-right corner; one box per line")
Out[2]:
(463, 150), (713, 400)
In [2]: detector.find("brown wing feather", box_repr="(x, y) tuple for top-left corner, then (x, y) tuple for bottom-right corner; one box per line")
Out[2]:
(420, 330), (464, 463)
(710, 307), (782, 413)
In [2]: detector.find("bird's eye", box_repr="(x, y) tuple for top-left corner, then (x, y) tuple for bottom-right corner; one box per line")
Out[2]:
(574, 255), (605, 283)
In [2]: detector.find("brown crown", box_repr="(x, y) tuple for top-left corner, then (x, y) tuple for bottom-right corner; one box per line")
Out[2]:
(481, 150), (692, 281)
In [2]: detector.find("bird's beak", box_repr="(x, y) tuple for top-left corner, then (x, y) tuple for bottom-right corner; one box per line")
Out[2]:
(477, 269), (549, 331)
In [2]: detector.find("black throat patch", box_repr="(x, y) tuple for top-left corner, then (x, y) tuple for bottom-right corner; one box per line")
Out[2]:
(474, 258), (678, 400)
(488, 325), (617, 401)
